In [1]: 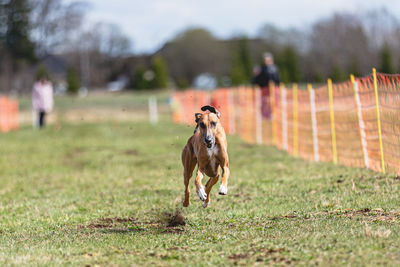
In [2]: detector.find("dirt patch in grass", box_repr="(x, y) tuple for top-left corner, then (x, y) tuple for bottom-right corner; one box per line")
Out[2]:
(157, 210), (186, 234)
(79, 217), (143, 232)
(272, 208), (400, 222)
(123, 149), (139, 156)
(229, 247), (292, 265)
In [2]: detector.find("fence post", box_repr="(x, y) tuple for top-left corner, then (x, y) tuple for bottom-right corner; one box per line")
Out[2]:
(255, 87), (262, 144)
(351, 74), (369, 169)
(372, 68), (385, 173)
(308, 84), (319, 162)
(327, 79), (338, 164)
(292, 83), (299, 157)
(281, 85), (288, 150)
(148, 96), (158, 124)
(269, 81), (277, 146)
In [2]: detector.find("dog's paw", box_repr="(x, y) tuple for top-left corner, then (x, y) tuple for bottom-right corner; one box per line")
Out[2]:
(183, 200), (190, 207)
(219, 184), (228, 195)
(197, 186), (207, 201)
(203, 200), (210, 208)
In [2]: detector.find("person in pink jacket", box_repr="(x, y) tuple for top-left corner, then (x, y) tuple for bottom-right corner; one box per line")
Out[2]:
(32, 76), (54, 128)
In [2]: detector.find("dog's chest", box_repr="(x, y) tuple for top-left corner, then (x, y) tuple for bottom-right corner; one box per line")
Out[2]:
(207, 145), (219, 158)
(204, 145), (220, 177)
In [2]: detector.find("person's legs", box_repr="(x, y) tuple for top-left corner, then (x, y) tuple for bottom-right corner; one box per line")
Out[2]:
(261, 87), (271, 119)
(39, 111), (46, 128)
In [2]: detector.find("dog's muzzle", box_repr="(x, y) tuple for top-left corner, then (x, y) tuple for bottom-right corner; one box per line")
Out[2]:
(204, 136), (215, 148)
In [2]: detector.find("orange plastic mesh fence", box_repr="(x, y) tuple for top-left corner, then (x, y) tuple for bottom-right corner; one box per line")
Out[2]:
(171, 71), (400, 175)
(296, 87), (314, 161)
(357, 75), (384, 172)
(0, 96), (19, 133)
(372, 73), (400, 173)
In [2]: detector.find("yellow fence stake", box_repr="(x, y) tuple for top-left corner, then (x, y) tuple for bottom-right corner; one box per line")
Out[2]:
(372, 68), (385, 173)
(327, 79), (338, 164)
(292, 83), (299, 157)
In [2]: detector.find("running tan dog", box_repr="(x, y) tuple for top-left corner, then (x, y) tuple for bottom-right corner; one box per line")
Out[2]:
(181, 105), (230, 208)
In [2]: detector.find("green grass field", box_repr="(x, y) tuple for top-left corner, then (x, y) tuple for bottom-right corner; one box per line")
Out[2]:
(1, 93), (400, 266)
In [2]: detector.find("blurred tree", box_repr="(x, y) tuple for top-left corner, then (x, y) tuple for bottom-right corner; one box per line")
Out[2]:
(279, 68), (290, 84)
(379, 44), (395, 74)
(29, 0), (88, 55)
(150, 56), (168, 89)
(62, 22), (132, 88)
(176, 79), (189, 89)
(331, 64), (346, 82)
(162, 28), (226, 86)
(349, 56), (362, 77)
(309, 13), (370, 81)
(35, 64), (50, 80)
(131, 65), (150, 90)
(257, 23), (309, 53)
(237, 37), (253, 81)
(0, 0), (35, 64)
(313, 72), (324, 83)
(279, 45), (301, 83)
(230, 37), (252, 85)
(67, 66), (80, 94)
(231, 52), (247, 85)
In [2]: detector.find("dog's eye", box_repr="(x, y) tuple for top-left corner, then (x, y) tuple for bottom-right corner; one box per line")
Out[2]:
(211, 122), (216, 128)
(200, 123), (206, 129)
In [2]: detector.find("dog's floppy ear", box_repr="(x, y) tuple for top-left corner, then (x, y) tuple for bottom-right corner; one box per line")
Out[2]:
(195, 113), (202, 123)
(201, 105), (220, 118)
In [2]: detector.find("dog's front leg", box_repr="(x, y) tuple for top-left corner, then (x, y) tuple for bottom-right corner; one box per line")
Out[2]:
(219, 164), (230, 195)
(194, 168), (207, 202)
(204, 176), (219, 208)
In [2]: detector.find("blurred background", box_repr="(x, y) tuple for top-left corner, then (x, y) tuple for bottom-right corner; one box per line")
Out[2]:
(1, 0), (400, 95)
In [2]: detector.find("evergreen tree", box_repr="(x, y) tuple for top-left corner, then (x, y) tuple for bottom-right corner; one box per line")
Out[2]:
(331, 64), (346, 82)
(349, 56), (362, 77)
(67, 66), (80, 94)
(230, 37), (252, 85)
(176, 79), (189, 90)
(237, 37), (252, 81)
(313, 72), (324, 83)
(150, 56), (169, 89)
(230, 52), (247, 85)
(35, 64), (50, 81)
(279, 67), (290, 84)
(281, 46), (301, 83)
(379, 44), (395, 74)
(131, 65), (150, 90)
(0, 0), (35, 64)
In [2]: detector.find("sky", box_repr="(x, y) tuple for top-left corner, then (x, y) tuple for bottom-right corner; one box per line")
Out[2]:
(83, 0), (400, 54)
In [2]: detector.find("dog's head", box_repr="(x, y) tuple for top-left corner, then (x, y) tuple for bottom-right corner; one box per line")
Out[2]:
(195, 105), (221, 148)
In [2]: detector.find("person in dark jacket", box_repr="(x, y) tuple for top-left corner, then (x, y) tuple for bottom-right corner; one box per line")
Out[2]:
(252, 52), (280, 87)
(252, 53), (280, 119)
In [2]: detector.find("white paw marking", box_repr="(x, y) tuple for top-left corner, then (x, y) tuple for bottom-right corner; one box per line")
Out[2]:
(197, 186), (207, 201)
(203, 200), (210, 208)
(219, 184), (228, 195)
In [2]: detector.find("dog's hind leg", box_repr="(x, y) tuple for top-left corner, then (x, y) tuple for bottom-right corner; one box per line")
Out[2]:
(203, 175), (219, 208)
(182, 146), (196, 207)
